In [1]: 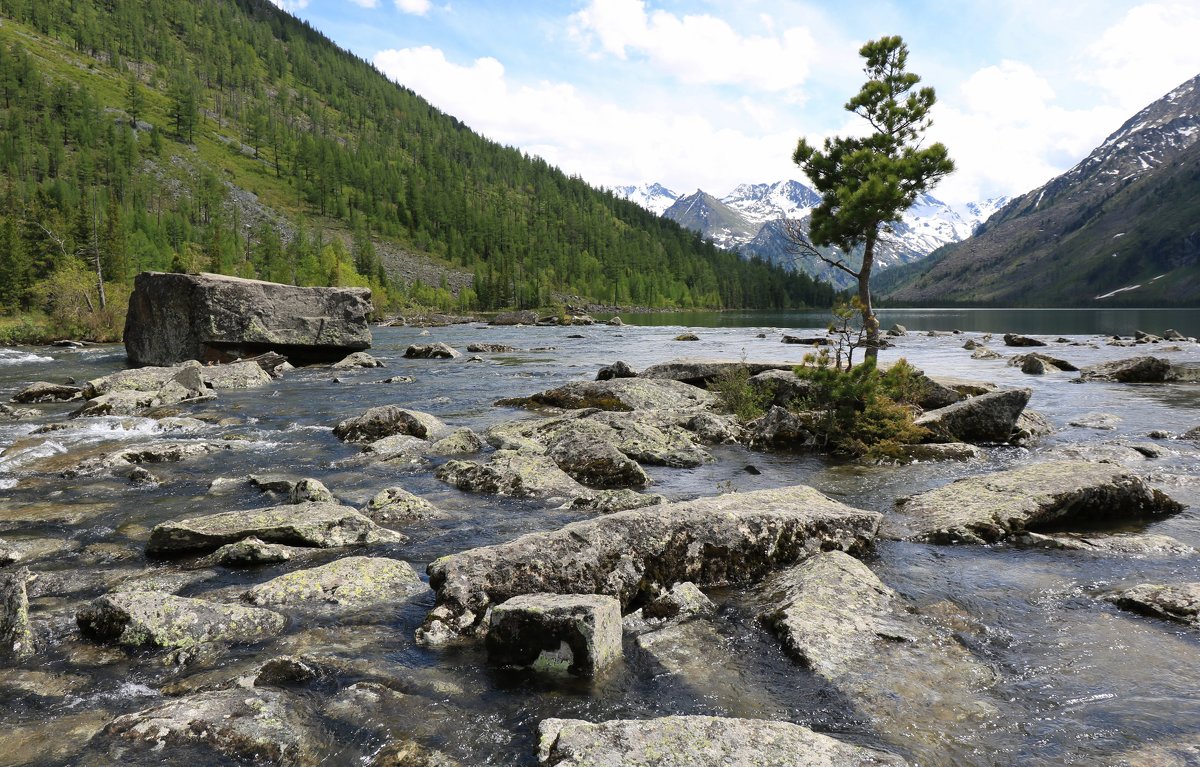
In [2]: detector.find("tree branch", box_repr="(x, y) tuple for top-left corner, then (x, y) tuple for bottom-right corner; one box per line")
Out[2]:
(783, 219), (859, 279)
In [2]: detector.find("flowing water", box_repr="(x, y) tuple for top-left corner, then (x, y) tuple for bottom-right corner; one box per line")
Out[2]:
(1, 313), (1199, 766)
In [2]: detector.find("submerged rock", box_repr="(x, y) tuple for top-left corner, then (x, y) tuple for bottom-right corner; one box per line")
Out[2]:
(417, 485), (880, 643)
(244, 556), (426, 608)
(146, 502), (404, 556)
(913, 388), (1031, 444)
(536, 715), (906, 767)
(124, 271), (372, 366)
(63, 440), (232, 478)
(1012, 532), (1196, 557)
(76, 591), (285, 650)
(486, 593), (623, 677)
(104, 688), (320, 764)
(1107, 582), (1200, 628)
(201, 360), (273, 389)
(1008, 352), (1079, 373)
(468, 343), (517, 353)
(595, 360), (637, 380)
(889, 461), (1183, 544)
(755, 551), (997, 758)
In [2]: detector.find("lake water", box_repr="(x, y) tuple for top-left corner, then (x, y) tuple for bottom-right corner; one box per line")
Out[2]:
(1, 313), (1199, 765)
(616, 307), (1200, 337)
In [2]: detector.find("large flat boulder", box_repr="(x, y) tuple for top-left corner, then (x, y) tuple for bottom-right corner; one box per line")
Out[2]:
(755, 551), (998, 758)
(640, 358), (796, 386)
(146, 502), (404, 556)
(416, 486), (880, 644)
(500, 377), (714, 412)
(888, 461), (1183, 544)
(536, 716), (906, 766)
(124, 272), (372, 366)
(76, 591), (285, 650)
(243, 556), (426, 608)
(104, 688), (320, 765)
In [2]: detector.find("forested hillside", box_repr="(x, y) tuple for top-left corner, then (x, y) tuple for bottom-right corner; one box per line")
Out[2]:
(0, 0), (835, 340)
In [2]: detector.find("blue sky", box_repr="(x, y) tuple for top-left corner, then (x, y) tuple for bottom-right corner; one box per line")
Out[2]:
(272, 0), (1200, 207)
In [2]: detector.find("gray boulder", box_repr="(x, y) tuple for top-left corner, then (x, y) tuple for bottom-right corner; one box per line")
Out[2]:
(1013, 532), (1196, 557)
(404, 342), (460, 359)
(595, 360), (637, 380)
(63, 440), (231, 478)
(749, 368), (811, 409)
(104, 688), (320, 764)
(11, 381), (81, 403)
(417, 486), (880, 643)
(1, 567), (36, 660)
(970, 346), (1003, 360)
(362, 434), (430, 463)
(435, 450), (592, 500)
(547, 431), (649, 488)
(146, 502), (404, 556)
(244, 556), (426, 608)
(889, 461), (1183, 544)
(486, 593), (622, 676)
(76, 591), (285, 649)
(746, 405), (816, 450)
(0, 403), (39, 421)
(756, 551), (997, 759)
(289, 477), (334, 504)
(1008, 352), (1078, 373)
(568, 489), (666, 514)
(1003, 333), (1046, 347)
(208, 537), (294, 567)
(467, 343), (517, 353)
(362, 487), (443, 524)
(124, 271), (371, 366)
(913, 388), (1031, 444)
(201, 360), (273, 388)
(537, 716), (906, 767)
(501, 377), (714, 411)
(333, 405), (449, 443)
(427, 427), (485, 456)
(640, 359), (794, 387)
(1107, 582), (1200, 628)
(331, 351), (383, 369)
(1079, 356), (1173, 383)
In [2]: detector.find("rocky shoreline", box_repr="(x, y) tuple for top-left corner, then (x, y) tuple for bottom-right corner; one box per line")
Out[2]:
(1, 320), (1199, 766)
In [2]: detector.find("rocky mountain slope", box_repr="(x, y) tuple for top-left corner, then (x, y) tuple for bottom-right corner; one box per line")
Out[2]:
(617, 180), (1003, 289)
(885, 73), (1200, 306)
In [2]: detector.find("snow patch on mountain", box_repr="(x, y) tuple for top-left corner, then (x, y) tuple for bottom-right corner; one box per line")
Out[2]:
(612, 182), (679, 215)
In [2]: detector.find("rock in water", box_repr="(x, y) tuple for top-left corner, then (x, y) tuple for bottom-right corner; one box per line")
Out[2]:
(123, 272), (372, 366)
(76, 591), (285, 649)
(1, 567), (37, 660)
(888, 460), (1183, 544)
(486, 593), (623, 676)
(536, 716), (906, 766)
(755, 551), (998, 761)
(913, 388), (1031, 444)
(416, 485), (880, 644)
(1107, 582), (1200, 627)
(243, 556), (426, 608)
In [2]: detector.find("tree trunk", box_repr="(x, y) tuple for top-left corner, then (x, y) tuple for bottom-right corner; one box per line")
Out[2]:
(859, 230), (879, 363)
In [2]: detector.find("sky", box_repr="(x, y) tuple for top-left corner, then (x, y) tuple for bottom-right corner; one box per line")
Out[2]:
(269, 0), (1200, 208)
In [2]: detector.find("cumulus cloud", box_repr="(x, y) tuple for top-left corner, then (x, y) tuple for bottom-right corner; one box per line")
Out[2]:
(567, 0), (816, 96)
(395, 0), (432, 15)
(268, 0), (310, 11)
(372, 45), (797, 195)
(1084, 1), (1200, 109)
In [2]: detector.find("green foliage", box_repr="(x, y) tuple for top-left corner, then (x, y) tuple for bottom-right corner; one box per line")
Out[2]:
(0, 0), (837, 342)
(793, 353), (927, 460)
(711, 365), (770, 423)
(791, 35), (954, 349)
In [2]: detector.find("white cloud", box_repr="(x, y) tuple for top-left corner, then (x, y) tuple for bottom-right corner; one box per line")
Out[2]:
(928, 60), (1124, 205)
(1084, 2), (1200, 109)
(268, 0), (310, 11)
(372, 45), (798, 196)
(568, 0), (817, 95)
(395, 0), (432, 15)
(347, 0), (379, 8)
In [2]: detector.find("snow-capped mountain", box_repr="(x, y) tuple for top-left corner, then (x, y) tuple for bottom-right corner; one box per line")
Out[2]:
(886, 71), (1200, 306)
(611, 182), (679, 215)
(616, 179), (1006, 286)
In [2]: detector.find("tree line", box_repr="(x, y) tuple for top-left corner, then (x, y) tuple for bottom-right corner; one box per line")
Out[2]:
(0, 0), (835, 340)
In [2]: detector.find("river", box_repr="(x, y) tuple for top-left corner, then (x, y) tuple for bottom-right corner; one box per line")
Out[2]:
(1, 310), (1198, 765)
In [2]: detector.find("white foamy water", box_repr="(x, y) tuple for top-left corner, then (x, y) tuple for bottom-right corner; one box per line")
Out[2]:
(0, 348), (53, 365)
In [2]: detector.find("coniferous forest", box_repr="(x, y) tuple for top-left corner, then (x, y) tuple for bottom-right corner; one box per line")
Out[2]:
(0, 0), (835, 340)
